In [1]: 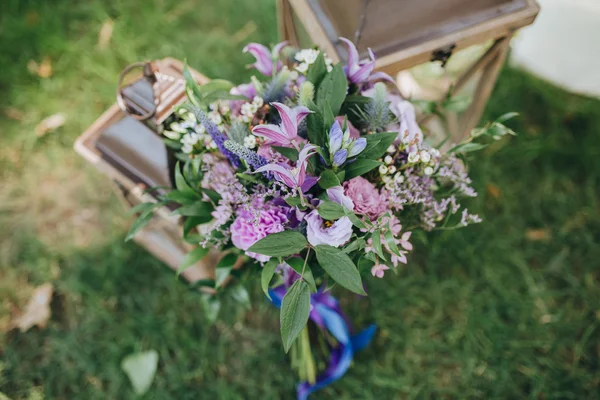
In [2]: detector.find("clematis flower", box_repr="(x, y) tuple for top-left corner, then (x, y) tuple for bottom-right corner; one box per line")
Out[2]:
(254, 144), (319, 193)
(243, 41), (288, 76)
(252, 102), (311, 148)
(305, 209), (353, 247)
(339, 37), (394, 84)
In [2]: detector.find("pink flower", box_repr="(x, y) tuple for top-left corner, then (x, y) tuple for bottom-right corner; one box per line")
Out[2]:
(343, 177), (389, 221)
(254, 144), (319, 193)
(243, 41), (288, 76)
(371, 264), (390, 278)
(305, 210), (353, 247)
(252, 102), (311, 148)
(340, 37), (394, 84)
(230, 201), (289, 262)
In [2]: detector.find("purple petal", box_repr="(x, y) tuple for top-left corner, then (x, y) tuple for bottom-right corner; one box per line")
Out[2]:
(272, 102), (297, 139)
(272, 41), (288, 56)
(254, 163), (296, 188)
(294, 105), (312, 125)
(333, 149), (348, 167)
(298, 144), (318, 165)
(339, 37), (359, 72)
(348, 137), (367, 157)
(300, 175), (319, 193)
(349, 61), (375, 84)
(368, 71), (395, 83)
(327, 186), (354, 210)
(328, 121), (343, 153)
(252, 124), (290, 145)
(243, 43), (273, 76)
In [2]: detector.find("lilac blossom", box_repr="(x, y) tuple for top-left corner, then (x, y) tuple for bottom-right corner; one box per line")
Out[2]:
(243, 41), (288, 76)
(339, 37), (394, 84)
(254, 144), (319, 193)
(252, 102), (311, 148)
(305, 209), (353, 247)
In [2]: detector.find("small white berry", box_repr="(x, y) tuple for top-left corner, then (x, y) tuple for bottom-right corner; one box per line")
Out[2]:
(420, 150), (431, 163)
(386, 145), (396, 154)
(407, 152), (420, 163)
(384, 155), (393, 165)
(385, 180), (395, 190)
(393, 173), (405, 183)
(378, 165), (389, 175)
(424, 166), (434, 176)
(388, 165), (397, 174)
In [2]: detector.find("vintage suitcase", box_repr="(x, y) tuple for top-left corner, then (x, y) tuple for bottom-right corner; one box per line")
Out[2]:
(74, 58), (220, 284)
(278, 0), (540, 140)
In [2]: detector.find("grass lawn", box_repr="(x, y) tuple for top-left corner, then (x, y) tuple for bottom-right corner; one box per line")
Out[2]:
(1, 0), (599, 399)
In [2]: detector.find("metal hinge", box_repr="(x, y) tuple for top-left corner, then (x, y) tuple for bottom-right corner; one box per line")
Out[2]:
(431, 44), (456, 68)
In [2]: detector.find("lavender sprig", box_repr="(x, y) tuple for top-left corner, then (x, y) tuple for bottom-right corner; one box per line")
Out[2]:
(191, 106), (241, 168)
(224, 140), (272, 179)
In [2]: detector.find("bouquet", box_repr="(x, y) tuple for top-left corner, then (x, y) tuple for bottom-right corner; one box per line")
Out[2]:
(130, 38), (516, 398)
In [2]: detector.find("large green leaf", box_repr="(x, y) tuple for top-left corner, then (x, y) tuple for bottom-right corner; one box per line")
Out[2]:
(358, 132), (398, 159)
(317, 201), (346, 220)
(177, 246), (210, 275)
(315, 245), (366, 295)
(272, 146), (299, 162)
(172, 201), (213, 218)
(344, 159), (382, 180)
(318, 169), (341, 189)
(316, 64), (348, 116)
(307, 52), (327, 87)
(261, 259), (279, 299)
(280, 280), (311, 353)
(286, 257), (317, 293)
(248, 231), (308, 257)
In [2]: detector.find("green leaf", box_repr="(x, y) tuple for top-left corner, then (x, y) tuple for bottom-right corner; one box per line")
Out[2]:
(125, 210), (154, 242)
(449, 142), (489, 154)
(307, 52), (327, 86)
(165, 189), (200, 204)
(347, 212), (368, 230)
(177, 246), (210, 275)
(318, 201), (346, 220)
(358, 131), (398, 159)
(343, 238), (366, 254)
(236, 172), (261, 184)
(272, 146), (299, 162)
(172, 201), (213, 218)
(315, 245), (366, 295)
(215, 254), (237, 288)
(318, 169), (341, 189)
(344, 159), (382, 180)
(230, 285), (251, 309)
(442, 95), (472, 112)
(371, 229), (386, 259)
(286, 258), (317, 293)
(200, 188), (221, 203)
(121, 350), (159, 396)
(261, 259), (279, 299)
(495, 111), (519, 123)
(383, 228), (401, 257)
(316, 64), (348, 116)
(200, 293), (220, 325)
(280, 280), (311, 353)
(128, 202), (159, 215)
(306, 109), (325, 146)
(174, 162), (194, 193)
(247, 231), (308, 257)
(323, 102), (335, 132)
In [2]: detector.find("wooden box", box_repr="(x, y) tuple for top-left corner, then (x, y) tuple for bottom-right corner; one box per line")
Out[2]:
(279, 0), (540, 140)
(74, 58), (219, 284)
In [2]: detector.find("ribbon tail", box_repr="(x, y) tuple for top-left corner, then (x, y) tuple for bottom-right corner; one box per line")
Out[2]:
(351, 324), (377, 352)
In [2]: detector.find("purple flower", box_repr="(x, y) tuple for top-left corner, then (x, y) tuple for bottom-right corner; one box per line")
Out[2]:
(230, 200), (289, 262)
(305, 209), (353, 247)
(332, 149), (348, 167)
(326, 186), (354, 210)
(252, 102), (311, 148)
(344, 177), (389, 221)
(192, 107), (241, 168)
(328, 122), (343, 153)
(348, 137), (367, 157)
(339, 37), (394, 84)
(243, 41), (288, 76)
(254, 144), (319, 193)
(224, 140), (271, 178)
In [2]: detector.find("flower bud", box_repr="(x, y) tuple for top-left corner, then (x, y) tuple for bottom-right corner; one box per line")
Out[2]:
(332, 149), (348, 167)
(348, 137), (367, 157)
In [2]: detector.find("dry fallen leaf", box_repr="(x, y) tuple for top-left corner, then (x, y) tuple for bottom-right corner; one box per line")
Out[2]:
(37, 57), (52, 78)
(13, 283), (54, 332)
(35, 113), (66, 137)
(486, 183), (502, 200)
(98, 19), (114, 50)
(525, 228), (551, 241)
(4, 107), (24, 121)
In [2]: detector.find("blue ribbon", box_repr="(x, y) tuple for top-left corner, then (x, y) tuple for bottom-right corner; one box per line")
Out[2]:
(268, 286), (376, 400)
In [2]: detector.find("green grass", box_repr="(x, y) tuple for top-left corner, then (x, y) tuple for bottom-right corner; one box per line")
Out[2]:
(1, 1), (600, 399)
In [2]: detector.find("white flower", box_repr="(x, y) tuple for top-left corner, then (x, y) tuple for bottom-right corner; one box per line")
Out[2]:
(326, 65), (333, 72)
(182, 144), (193, 154)
(385, 180), (395, 190)
(388, 165), (397, 174)
(407, 151), (420, 163)
(384, 155), (393, 165)
(195, 124), (206, 134)
(243, 135), (257, 149)
(393, 173), (405, 183)
(420, 150), (431, 163)
(424, 166), (434, 176)
(379, 165), (389, 175)
(295, 62), (309, 73)
(430, 148), (441, 158)
(386, 145), (396, 154)
(241, 115), (251, 123)
(252, 96), (264, 107)
(208, 112), (222, 125)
